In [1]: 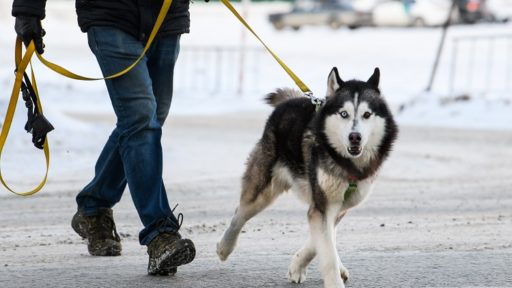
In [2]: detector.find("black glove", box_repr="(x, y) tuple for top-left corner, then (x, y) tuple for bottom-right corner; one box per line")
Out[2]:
(15, 16), (45, 54)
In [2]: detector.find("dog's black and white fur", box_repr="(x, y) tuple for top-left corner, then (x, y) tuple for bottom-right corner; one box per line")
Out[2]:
(217, 67), (398, 288)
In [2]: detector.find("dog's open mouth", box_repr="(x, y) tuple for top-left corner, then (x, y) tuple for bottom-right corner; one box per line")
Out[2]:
(347, 146), (362, 156)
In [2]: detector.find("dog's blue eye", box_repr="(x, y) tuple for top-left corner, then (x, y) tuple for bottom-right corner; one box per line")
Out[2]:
(339, 111), (349, 118)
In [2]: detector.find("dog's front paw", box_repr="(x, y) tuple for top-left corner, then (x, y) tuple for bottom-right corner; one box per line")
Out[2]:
(216, 240), (233, 261)
(339, 265), (350, 283)
(288, 262), (307, 283)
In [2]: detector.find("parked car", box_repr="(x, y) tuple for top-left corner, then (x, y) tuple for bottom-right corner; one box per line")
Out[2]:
(372, 0), (453, 27)
(268, 0), (373, 30)
(371, 0), (502, 27)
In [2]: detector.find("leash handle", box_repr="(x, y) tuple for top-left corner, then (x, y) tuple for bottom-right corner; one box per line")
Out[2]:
(0, 41), (50, 196)
(220, 0), (313, 95)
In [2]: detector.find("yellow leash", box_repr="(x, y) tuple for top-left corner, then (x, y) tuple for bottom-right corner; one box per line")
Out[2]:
(2, 0), (312, 196)
(219, 0), (312, 94)
(0, 41), (50, 196)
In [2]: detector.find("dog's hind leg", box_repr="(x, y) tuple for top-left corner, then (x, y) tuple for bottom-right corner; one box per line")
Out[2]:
(216, 183), (280, 261)
(217, 141), (284, 261)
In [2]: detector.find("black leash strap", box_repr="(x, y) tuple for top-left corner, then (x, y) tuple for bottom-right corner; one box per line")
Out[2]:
(20, 72), (54, 149)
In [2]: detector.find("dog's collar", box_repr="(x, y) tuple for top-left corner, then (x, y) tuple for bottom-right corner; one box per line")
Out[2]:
(347, 174), (358, 183)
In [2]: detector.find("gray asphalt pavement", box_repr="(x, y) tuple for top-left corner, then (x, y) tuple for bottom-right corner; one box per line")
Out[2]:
(1, 113), (511, 288)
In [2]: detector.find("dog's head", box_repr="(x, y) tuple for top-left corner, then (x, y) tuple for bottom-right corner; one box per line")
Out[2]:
(317, 67), (396, 161)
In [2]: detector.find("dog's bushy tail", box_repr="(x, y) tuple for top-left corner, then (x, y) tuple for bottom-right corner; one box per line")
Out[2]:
(264, 88), (303, 107)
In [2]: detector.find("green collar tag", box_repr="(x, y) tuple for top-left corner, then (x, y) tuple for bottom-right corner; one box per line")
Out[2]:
(315, 103), (322, 112)
(344, 183), (358, 200)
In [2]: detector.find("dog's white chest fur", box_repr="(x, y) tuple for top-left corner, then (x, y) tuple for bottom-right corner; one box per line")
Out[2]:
(316, 168), (374, 210)
(273, 165), (374, 210)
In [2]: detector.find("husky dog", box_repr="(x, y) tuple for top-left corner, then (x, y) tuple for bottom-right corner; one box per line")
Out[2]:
(216, 67), (398, 288)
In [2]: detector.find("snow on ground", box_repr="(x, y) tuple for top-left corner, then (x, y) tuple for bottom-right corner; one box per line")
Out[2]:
(399, 92), (512, 130)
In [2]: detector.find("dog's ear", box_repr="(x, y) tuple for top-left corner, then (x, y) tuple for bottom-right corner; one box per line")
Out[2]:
(327, 67), (344, 97)
(367, 68), (380, 90)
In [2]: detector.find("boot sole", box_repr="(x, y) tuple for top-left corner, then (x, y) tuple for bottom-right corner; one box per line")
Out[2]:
(89, 242), (122, 257)
(148, 239), (196, 276)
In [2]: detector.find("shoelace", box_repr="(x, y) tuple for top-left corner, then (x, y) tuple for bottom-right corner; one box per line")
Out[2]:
(172, 204), (184, 230)
(176, 213), (183, 230)
(152, 205), (184, 232)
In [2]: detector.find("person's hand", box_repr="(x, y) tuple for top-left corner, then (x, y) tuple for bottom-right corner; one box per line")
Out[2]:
(14, 16), (45, 54)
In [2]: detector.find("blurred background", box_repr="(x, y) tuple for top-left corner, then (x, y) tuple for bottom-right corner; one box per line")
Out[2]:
(0, 0), (511, 188)
(0, 0), (510, 190)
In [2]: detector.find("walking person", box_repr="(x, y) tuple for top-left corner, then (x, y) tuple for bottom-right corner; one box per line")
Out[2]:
(12, 0), (196, 275)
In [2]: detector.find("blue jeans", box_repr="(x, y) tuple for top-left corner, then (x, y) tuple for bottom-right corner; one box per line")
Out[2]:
(76, 27), (181, 245)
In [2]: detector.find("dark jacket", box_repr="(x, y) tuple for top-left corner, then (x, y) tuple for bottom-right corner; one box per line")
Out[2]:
(12, 0), (190, 42)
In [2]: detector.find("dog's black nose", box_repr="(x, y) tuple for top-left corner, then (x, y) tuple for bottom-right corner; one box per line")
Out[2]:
(349, 132), (362, 145)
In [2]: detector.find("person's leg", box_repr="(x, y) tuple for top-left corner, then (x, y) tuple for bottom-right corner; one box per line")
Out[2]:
(76, 26), (179, 238)
(75, 37), (179, 217)
(74, 27), (194, 271)
(83, 27), (179, 227)
(72, 27), (142, 257)
(74, 26), (152, 216)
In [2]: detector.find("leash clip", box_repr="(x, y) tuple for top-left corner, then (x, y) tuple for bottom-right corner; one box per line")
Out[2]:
(304, 91), (324, 111)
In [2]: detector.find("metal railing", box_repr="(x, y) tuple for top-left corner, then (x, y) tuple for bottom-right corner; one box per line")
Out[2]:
(174, 46), (267, 96)
(449, 33), (512, 98)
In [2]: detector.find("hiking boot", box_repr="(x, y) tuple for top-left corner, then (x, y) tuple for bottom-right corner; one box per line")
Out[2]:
(147, 232), (196, 276)
(71, 208), (122, 256)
